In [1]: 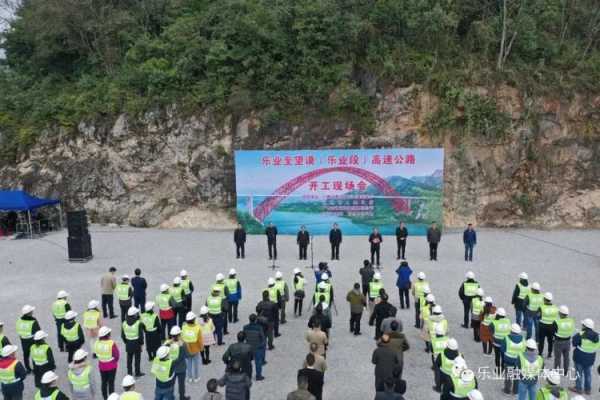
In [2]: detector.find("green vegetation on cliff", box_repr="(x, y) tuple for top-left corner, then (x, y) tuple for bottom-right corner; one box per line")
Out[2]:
(1, 0), (600, 161)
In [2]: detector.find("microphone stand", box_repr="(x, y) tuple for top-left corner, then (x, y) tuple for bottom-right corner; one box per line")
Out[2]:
(305, 234), (314, 269)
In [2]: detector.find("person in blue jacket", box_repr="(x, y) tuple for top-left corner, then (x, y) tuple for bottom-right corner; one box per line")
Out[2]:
(501, 323), (525, 395)
(570, 318), (599, 396)
(463, 224), (477, 262)
(225, 269), (242, 324)
(395, 261), (412, 309)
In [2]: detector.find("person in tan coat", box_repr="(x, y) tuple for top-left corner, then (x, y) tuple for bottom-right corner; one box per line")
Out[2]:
(305, 321), (328, 358)
(100, 267), (117, 319)
(302, 343), (327, 373)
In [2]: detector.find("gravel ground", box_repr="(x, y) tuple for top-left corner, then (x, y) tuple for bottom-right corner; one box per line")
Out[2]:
(1, 227), (599, 400)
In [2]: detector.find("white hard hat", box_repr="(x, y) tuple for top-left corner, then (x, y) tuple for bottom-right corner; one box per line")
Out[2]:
(268, 277), (275, 285)
(1, 345), (18, 357)
(453, 355), (466, 368)
(88, 300), (99, 309)
(432, 305), (442, 314)
(582, 318), (595, 329)
(41, 371), (58, 384)
(170, 326), (181, 336)
(127, 307), (139, 316)
(321, 273), (329, 280)
(468, 389), (484, 400)
(570, 396), (586, 400)
(275, 271), (283, 279)
(435, 324), (446, 336)
(98, 326), (111, 337)
(418, 272), (426, 280)
(526, 339), (537, 349)
(160, 284), (169, 292)
(318, 282), (327, 289)
(511, 324), (522, 334)
(57, 290), (69, 299)
(216, 273), (224, 281)
(65, 311), (77, 320)
(519, 272), (528, 280)
(484, 296), (493, 304)
(122, 275), (130, 280)
(293, 268), (300, 274)
(465, 271), (475, 279)
(157, 345), (170, 359)
(186, 311), (196, 321)
(373, 272), (381, 280)
(145, 301), (155, 310)
(73, 349), (88, 362)
(496, 307), (506, 317)
(476, 288), (484, 296)
(180, 270), (188, 277)
(321, 303), (329, 310)
(544, 292), (553, 301)
(559, 305), (569, 315)
(461, 369), (475, 383)
(229, 268), (236, 275)
(447, 338), (458, 351)
(33, 330), (48, 341)
(122, 375), (136, 387)
(21, 305), (35, 315)
(173, 277), (181, 285)
(423, 285), (431, 294)
(546, 369), (561, 385)
(531, 282), (541, 291)
(107, 394), (120, 400)
(426, 294), (435, 302)
(200, 306), (209, 315)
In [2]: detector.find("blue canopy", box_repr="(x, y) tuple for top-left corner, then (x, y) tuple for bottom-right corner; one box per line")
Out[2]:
(0, 190), (60, 212)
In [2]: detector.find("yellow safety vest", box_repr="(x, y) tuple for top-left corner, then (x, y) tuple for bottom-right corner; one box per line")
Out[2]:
(211, 283), (226, 299)
(52, 299), (67, 319)
(0, 359), (19, 384)
(31, 344), (50, 366)
(122, 320), (140, 341)
(369, 281), (383, 299)
(207, 296), (222, 315)
(94, 339), (114, 362)
(169, 286), (184, 303)
(116, 283), (131, 301)
(463, 281), (479, 297)
(225, 278), (239, 295)
(181, 323), (200, 343)
(83, 310), (100, 329)
(68, 365), (91, 391)
(16, 318), (35, 339)
(151, 358), (173, 382)
(555, 318), (575, 339)
(540, 304), (558, 325)
(181, 278), (192, 295)
(35, 389), (60, 400)
(157, 293), (172, 311)
(294, 277), (305, 291)
(121, 392), (143, 400)
(61, 322), (80, 342)
(141, 312), (158, 332)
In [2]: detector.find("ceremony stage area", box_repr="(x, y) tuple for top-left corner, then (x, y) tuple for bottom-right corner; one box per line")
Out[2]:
(1, 227), (599, 399)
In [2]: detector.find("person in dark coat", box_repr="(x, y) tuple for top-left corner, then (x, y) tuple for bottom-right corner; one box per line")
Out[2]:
(243, 314), (266, 381)
(369, 294), (397, 340)
(30, 331), (56, 388)
(458, 271), (480, 328)
(511, 272), (529, 326)
(395, 222), (408, 260)
(0, 345), (27, 400)
(369, 228), (383, 266)
(359, 260), (375, 297)
(426, 222), (441, 261)
(298, 354), (324, 400)
(222, 332), (254, 380)
(141, 302), (161, 362)
(218, 360), (252, 400)
(256, 291), (277, 350)
(375, 377), (405, 400)
(570, 319), (599, 395)
(463, 224), (477, 262)
(61, 312), (84, 363)
(234, 224), (247, 259)
(395, 261), (412, 309)
(297, 225), (310, 260)
(16, 305), (40, 373)
(328, 223), (342, 260)
(121, 307), (145, 377)
(265, 223), (278, 260)
(372, 335), (401, 392)
(131, 268), (147, 312)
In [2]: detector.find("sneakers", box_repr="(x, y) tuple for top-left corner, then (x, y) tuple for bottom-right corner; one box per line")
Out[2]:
(256, 376), (265, 381)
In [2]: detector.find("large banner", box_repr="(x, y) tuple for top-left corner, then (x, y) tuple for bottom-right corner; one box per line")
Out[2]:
(235, 149), (444, 235)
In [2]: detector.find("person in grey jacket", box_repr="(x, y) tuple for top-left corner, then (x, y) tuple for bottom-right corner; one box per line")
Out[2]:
(372, 335), (401, 392)
(218, 360), (252, 400)
(168, 326), (190, 400)
(426, 222), (442, 261)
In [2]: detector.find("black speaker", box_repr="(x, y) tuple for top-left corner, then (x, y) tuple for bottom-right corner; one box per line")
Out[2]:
(68, 234), (93, 262)
(67, 210), (89, 237)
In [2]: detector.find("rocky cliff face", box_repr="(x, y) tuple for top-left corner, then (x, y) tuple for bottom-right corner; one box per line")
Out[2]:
(1, 85), (599, 228)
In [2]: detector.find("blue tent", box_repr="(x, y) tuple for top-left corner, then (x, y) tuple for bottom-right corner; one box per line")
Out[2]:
(0, 190), (60, 211)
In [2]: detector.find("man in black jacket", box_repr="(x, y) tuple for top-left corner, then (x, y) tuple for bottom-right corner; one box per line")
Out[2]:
(234, 223), (247, 259)
(369, 228), (383, 266)
(298, 354), (324, 400)
(297, 225), (310, 260)
(359, 260), (375, 297)
(265, 223), (278, 260)
(329, 223), (342, 260)
(223, 332), (254, 380)
(131, 268), (147, 312)
(256, 291), (278, 350)
(426, 222), (441, 261)
(395, 222), (408, 260)
(122, 307), (145, 377)
(243, 314), (266, 381)
(369, 293), (397, 340)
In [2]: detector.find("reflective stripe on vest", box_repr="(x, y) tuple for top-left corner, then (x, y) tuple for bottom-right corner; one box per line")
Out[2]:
(16, 318), (35, 339)
(225, 278), (239, 295)
(157, 293), (172, 311)
(578, 336), (600, 354)
(369, 281), (383, 299)
(61, 323), (80, 342)
(181, 323), (200, 343)
(492, 318), (511, 340)
(527, 293), (543, 312)
(116, 283), (131, 301)
(555, 318), (575, 339)
(207, 296), (221, 314)
(463, 282), (479, 297)
(294, 277), (305, 291)
(123, 321), (140, 341)
(482, 313), (494, 326)
(83, 310), (100, 329)
(504, 337), (525, 359)
(141, 312), (158, 332)
(31, 344), (50, 366)
(169, 286), (184, 303)
(52, 300), (67, 319)
(472, 298), (483, 316)
(450, 375), (476, 397)
(440, 353), (456, 375)
(313, 290), (330, 306)
(518, 353), (543, 378)
(0, 359), (19, 384)
(517, 283), (530, 300)
(68, 365), (91, 391)
(34, 388), (60, 400)
(94, 340), (114, 362)
(151, 358), (173, 382)
(432, 336), (448, 356)
(540, 304), (558, 325)
(428, 319), (448, 338)
(181, 278), (192, 295)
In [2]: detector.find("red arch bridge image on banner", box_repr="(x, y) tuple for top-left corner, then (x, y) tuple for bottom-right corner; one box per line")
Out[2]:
(250, 166), (412, 222)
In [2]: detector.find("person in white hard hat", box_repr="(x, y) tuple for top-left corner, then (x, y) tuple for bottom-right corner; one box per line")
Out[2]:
(434, 339), (462, 394)
(552, 305), (575, 374)
(225, 269), (242, 324)
(265, 222), (278, 260)
(470, 288), (485, 342)
(156, 284), (176, 340)
(0, 321), (9, 348)
(489, 307), (511, 374)
(121, 374), (142, 399)
(570, 318), (599, 395)
(182, 311), (203, 383)
(412, 272), (429, 329)
(500, 323), (524, 395)
(198, 306), (216, 364)
(179, 270), (194, 313)
(463, 223), (477, 262)
(537, 292), (558, 359)
(30, 330), (56, 388)
(480, 297), (496, 355)
(52, 290), (72, 352)
(368, 271), (384, 314)
(170, 276), (186, 326)
(445, 368), (477, 400)
(83, 300), (102, 358)
(234, 223), (247, 259)
(37, 371), (69, 400)
(68, 349), (96, 399)
(206, 285), (226, 346)
(524, 281), (543, 340)
(0, 344), (27, 398)
(515, 338), (543, 399)
(426, 305), (448, 353)
(274, 271), (290, 324)
(94, 326), (120, 399)
(61, 310), (85, 363)
(16, 303), (40, 373)
(131, 268), (147, 313)
(467, 389), (483, 400)
(431, 324), (449, 392)
(116, 275), (133, 323)
(459, 271), (480, 329)
(141, 301), (161, 362)
(151, 345), (176, 399)
(122, 307), (144, 377)
(511, 272), (530, 326)
(167, 326), (190, 400)
(293, 268), (306, 317)
(211, 273), (231, 336)
(264, 277), (282, 338)
(539, 369), (567, 399)
(100, 267), (118, 319)
(369, 227), (383, 266)
(297, 224), (310, 260)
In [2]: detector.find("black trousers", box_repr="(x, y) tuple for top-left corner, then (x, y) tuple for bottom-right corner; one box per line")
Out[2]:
(331, 243), (340, 260)
(361, 283), (369, 298)
(415, 302), (421, 328)
(399, 288), (410, 309)
(370, 245), (380, 265)
(266, 324), (274, 349)
(268, 241), (277, 259)
(350, 312), (362, 334)
(201, 346), (211, 363)
(119, 300), (132, 322)
(228, 302), (239, 323)
(472, 320), (481, 342)
(134, 296), (146, 312)
(100, 369), (116, 400)
(20, 338), (33, 371)
(294, 298), (303, 316)
(462, 299), (472, 327)
(160, 317), (176, 341)
(101, 294), (115, 318)
(397, 239), (406, 259)
(298, 244), (308, 260)
(55, 319), (65, 351)
(429, 242), (438, 260)
(538, 323), (555, 357)
(127, 350), (142, 375)
(236, 243), (245, 258)
(482, 340), (493, 354)
(176, 372), (187, 399)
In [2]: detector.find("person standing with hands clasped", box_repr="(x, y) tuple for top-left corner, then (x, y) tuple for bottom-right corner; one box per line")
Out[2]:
(265, 222), (278, 260)
(234, 223), (247, 259)
(329, 223), (342, 261)
(369, 228), (383, 267)
(395, 222), (408, 260)
(427, 222), (441, 261)
(395, 261), (412, 310)
(297, 225), (310, 261)
(463, 224), (477, 262)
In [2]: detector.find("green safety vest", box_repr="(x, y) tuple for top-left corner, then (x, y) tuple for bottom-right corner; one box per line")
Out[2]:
(141, 312), (158, 332)
(52, 299), (67, 319)
(68, 365), (91, 391)
(181, 323), (200, 343)
(450, 375), (476, 397)
(431, 336), (448, 356)
(169, 286), (184, 303)
(167, 342), (180, 360)
(555, 317), (575, 339)
(518, 353), (543, 378)
(482, 312), (494, 326)
(157, 293), (172, 311)
(274, 280), (285, 297)
(472, 298), (483, 316)
(83, 310), (100, 329)
(151, 358), (173, 382)
(537, 386), (568, 400)
(34, 388), (60, 400)
(94, 339), (114, 362)
(225, 278), (239, 295)
(440, 353), (458, 375)
(116, 283), (131, 301)
(181, 278), (192, 295)
(369, 281), (383, 299)
(16, 318), (35, 339)
(121, 392), (143, 400)
(207, 296), (222, 314)
(428, 319), (448, 338)
(122, 320), (140, 341)
(0, 359), (19, 384)
(526, 292), (543, 312)
(313, 290), (331, 306)
(294, 277), (305, 291)
(422, 305), (431, 322)
(517, 283), (529, 300)
(266, 286), (280, 303)
(578, 334), (600, 353)
(463, 281), (479, 297)
(61, 322), (80, 342)
(414, 280), (429, 299)
(540, 304), (558, 325)
(492, 318), (512, 340)
(31, 343), (50, 366)
(419, 296), (428, 310)
(212, 283), (226, 299)
(504, 336), (526, 359)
